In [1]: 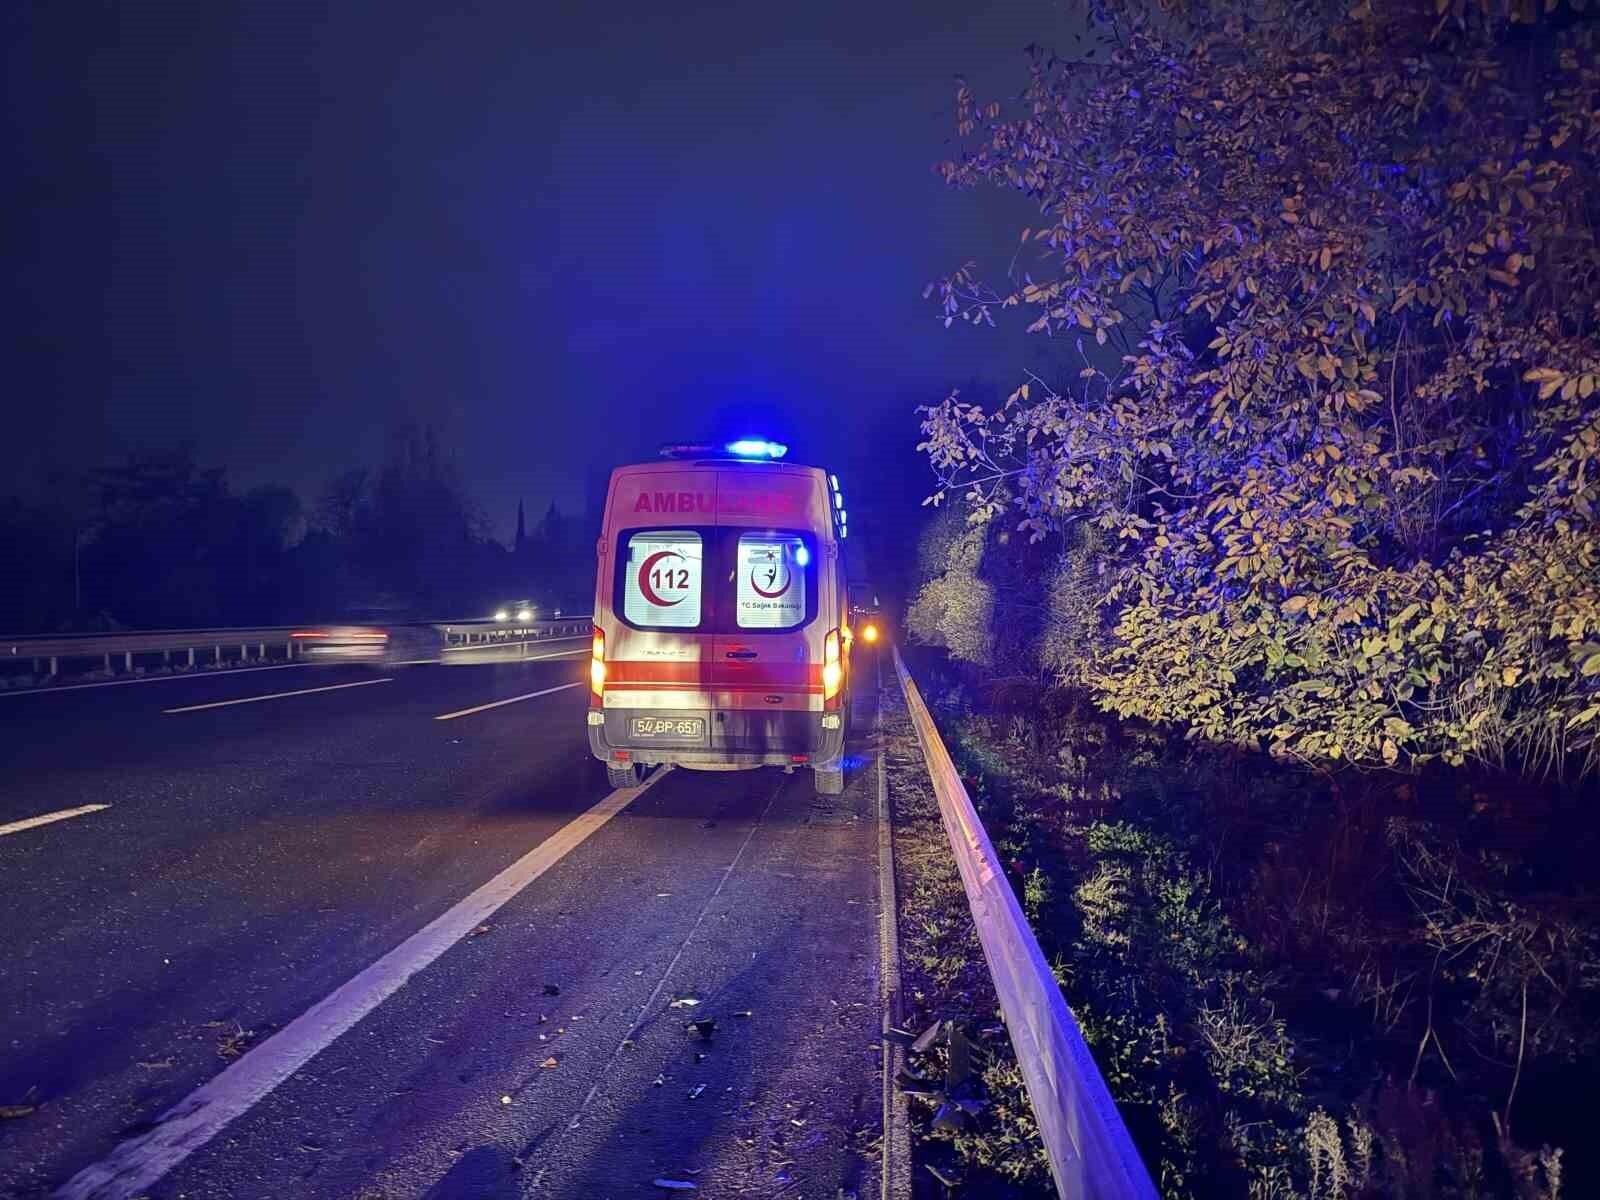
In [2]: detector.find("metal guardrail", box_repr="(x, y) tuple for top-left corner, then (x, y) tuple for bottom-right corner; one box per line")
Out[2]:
(892, 646), (1157, 1200)
(436, 619), (590, 647)
(1, 618), (591, 680)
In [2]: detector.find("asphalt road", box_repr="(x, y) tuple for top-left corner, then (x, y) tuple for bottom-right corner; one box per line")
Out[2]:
(0, 645), (889, 1199)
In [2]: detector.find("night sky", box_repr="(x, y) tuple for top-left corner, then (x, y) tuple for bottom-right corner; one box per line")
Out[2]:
(6, 1), (1078, 539)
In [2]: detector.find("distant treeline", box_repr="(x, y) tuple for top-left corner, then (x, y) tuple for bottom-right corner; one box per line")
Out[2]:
(0, 430), (591, 633)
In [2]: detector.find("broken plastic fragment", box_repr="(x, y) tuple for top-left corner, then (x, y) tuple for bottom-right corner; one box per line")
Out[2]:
(911, 1020), (945, 1056)
(499, 1095), (512, 1106)
(685, 1018), (715, 1040)
(652, 1181), (697, 1192)
(687, 1084), (706, 1099)
(668, 995), (702, 1009)
(945, 1025), (974, 1092)
(926, 1163), (960, 1188)
(542, 984), (560, 996)
(540, 1056), (559, 1069)
(894, 1066), (941, 1096)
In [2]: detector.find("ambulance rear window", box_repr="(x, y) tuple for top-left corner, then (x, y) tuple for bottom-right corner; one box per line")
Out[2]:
(734, 533), (809, 630)
(621, 530), (703, 628)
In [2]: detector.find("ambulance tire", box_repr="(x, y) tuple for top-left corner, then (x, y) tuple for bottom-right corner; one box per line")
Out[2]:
(814, 764), (845, 796)
(607, 762), (643, 789)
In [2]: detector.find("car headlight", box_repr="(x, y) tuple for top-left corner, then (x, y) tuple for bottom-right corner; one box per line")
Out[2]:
(494, 610), (509, 622)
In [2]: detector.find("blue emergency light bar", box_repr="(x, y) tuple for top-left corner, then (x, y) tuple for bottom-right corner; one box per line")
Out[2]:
(725, 438), (788, 459)
(659, 440), (789, 461)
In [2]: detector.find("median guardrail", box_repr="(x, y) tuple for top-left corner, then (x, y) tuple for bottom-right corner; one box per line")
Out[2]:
(1, 617), (591, 683)
(892, 646), (1157, 1200)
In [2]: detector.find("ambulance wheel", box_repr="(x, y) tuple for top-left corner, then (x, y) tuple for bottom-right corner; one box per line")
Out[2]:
(814, 764), (845, 796)
(607, 762), (643, 789)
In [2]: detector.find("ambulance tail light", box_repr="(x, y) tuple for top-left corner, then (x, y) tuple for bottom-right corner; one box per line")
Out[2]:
(590, 627), (606, 698)
(822, 629), (843, 703)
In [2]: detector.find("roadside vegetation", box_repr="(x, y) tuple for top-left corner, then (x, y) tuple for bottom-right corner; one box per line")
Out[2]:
(899, 0), (1600, 1195)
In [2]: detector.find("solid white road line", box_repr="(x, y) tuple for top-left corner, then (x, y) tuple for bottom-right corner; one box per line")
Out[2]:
(55, 768), (669, 1200)
(0, 660), (330, 699)
(0, 804), (111, 839)
(163, 677), (393, 715)
(433, 679), (585, 721)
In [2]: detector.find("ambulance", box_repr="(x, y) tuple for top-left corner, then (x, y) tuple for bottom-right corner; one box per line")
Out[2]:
(587, 440), (857, 794)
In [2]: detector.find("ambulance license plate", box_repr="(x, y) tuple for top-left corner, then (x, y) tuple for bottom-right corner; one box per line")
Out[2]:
(629, 716), (705, 742)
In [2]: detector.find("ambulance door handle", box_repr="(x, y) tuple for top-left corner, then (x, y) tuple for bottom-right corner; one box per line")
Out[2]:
(726, 650), (758, 660)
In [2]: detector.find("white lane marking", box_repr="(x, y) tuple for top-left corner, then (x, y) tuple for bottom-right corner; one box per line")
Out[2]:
(433, 679), (586, 721)
(56, 768), (669, 1200)
(0, 660), (329, 698)
(0, 804), (111, 839)
(530, 775), (784, 1188)
(441, 634), (589, 654)
(163, 677), (393, 714)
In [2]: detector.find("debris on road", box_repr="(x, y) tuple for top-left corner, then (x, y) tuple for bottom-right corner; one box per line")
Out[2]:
(685, 1018), (715, 1041)
(733, 1010), (752, 1019)
(0, 1104), (36, 1119)
(668, 994), (702, 1009)
(926, 1163), (960, 1189)
(215, 1024), (257, 1059)
(470, 924), (491, 937)
(500, 1095), (513, 1106)
(945, 1024), (974, 1091)
(687, 1084), (706, 1099)
(540, 1056), (559, 1069)
(911, 1020), (944, 1056)
(652, 1180), (697, 1191)
(542, 984), (560, 996)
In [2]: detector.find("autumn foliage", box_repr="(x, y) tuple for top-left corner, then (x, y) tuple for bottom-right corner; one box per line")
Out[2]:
(920, 0), (1600, 775)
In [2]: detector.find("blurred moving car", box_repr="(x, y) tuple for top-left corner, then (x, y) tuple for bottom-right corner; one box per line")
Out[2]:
(291, 616), (442, 663)
(493, 600), (537, 623)
(291, 626), (389, 660)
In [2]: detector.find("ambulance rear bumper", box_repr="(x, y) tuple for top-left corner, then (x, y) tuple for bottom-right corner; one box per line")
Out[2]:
(587, 706), (845, 769)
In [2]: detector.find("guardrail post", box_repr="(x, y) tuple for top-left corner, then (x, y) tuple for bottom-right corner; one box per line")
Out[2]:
(215, 645), (221, 664)
(188, 647), (196, 667)
(49, 656), (58, 676)
(258, 641), (266, 660)
(124, 651), (133, 672)
(162, 649), (170, 667)
(239, 643), (248, 662)
(104, 653), (111, 673)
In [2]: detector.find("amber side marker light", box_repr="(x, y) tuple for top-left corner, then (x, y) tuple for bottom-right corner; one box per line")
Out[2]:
(590, 628), (606, 696)
(862, 623), (880, 644)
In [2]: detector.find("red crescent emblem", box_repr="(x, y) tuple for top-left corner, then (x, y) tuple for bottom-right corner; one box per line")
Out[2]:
(750, 561), (791, 598)
(639, 550), (686, 606)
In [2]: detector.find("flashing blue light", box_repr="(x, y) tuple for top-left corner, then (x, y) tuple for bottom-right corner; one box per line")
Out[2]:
(837, 509), (847, 523)
(794, 545), (811, 567)
(830, 474), (840, 490)
(840, 523), (848, 538)
(725, 439), (788, 460)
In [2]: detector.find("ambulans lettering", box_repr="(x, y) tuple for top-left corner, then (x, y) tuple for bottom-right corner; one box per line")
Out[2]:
(630, 491), (797, 516)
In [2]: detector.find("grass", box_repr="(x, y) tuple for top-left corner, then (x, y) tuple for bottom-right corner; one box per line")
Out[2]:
(883, 653), (1593, 1200)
